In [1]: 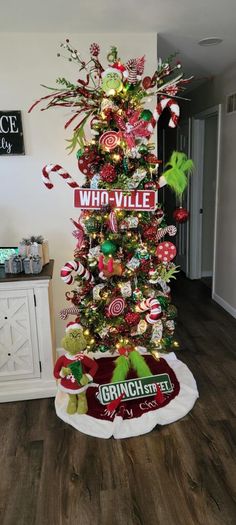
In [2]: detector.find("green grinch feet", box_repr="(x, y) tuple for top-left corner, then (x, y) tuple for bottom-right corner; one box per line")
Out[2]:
(77, 393), (88, 414)
(67, 394), (77, 415)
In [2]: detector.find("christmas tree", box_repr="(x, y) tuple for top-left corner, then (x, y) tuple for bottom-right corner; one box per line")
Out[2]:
(30, 41), (196, 433)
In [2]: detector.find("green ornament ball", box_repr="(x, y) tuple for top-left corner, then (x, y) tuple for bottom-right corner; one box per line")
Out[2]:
(141, 109), (153, 121)
(101, 240), (117, 255)
(76, 148), (84, 159)
(138, 144), (148, 154)
(99, 345), (109, 353)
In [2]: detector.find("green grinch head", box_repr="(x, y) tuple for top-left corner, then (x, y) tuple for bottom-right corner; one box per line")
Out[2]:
(101, 68), (123, 95)
(61, 327), (88, 355)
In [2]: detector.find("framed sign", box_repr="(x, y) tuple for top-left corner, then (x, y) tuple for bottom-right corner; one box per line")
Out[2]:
(74, 188), (156, 210)
(0, 111), (25, 155)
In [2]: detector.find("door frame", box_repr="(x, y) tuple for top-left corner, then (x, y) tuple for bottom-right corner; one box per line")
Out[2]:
(189, 104), (222, 297)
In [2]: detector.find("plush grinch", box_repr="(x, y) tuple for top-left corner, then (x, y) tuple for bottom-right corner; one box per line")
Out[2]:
(54, 322), (98, 415)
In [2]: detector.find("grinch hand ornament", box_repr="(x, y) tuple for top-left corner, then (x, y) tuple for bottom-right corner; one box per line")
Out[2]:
(54, 323), (98, 415)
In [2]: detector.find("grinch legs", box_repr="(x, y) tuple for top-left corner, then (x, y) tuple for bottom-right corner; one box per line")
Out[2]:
(67, 394), (77, 414)
(77, 391), (88, 414)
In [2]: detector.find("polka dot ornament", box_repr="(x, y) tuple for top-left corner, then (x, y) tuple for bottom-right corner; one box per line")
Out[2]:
(155, 242), (177, 263)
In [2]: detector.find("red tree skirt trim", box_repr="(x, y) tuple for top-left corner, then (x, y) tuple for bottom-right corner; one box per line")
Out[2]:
(55, 352), (199, 439)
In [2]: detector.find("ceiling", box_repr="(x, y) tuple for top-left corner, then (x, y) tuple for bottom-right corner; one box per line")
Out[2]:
(1, 0), (236, 79)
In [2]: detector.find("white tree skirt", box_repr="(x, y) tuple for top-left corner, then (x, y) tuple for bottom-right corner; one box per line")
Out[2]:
(55, 352), (198, 439)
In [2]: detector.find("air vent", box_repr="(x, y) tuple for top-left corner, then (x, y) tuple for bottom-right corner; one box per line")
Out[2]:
(226, 93), (236, 114)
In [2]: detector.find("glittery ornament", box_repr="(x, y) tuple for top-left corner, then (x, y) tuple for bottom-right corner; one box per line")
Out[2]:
(101, 240), (117, 255)
(173, 207), (189, 223)
(141, 109), (153, 121)
(100, 163), (117, 183)
(125, 312), (141, 326)
(142, 76), (152, 90)
(143, 226), (157, 241)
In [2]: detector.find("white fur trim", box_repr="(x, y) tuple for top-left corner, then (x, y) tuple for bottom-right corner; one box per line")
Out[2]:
(55, 353), (199, 439)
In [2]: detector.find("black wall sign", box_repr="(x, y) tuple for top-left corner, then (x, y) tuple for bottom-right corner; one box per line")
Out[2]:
(0, 111), (25, 155)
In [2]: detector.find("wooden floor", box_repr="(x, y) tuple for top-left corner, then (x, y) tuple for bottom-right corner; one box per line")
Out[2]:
(1, 276), (236, 525)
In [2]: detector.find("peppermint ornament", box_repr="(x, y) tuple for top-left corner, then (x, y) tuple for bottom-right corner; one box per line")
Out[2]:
(155, 242), (177, 263)
(107, 297), (125, 317)
(99, 131), (120, 151)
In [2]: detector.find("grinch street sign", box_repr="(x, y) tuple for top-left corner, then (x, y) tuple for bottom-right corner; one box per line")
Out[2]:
(98, 373), (173, 405)
(74, 188), (156, 211)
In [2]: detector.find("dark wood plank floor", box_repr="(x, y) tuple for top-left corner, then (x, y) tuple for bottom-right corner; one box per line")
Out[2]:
(1, 275), (236, 525)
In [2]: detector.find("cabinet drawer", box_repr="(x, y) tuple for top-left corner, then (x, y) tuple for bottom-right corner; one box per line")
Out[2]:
(0, 289), (40, 381)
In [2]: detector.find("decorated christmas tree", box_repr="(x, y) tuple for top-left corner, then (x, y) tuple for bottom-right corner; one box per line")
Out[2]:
(30, 41), (198, 438)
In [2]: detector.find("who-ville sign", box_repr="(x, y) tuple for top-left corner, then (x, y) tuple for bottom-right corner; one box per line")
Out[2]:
(98, 374), (173, 405)
(74, 188), (156, 211)
(0, 111), (25, 155)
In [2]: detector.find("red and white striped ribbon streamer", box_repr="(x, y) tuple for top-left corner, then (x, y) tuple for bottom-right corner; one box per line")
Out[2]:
(42, 163), (79, 190)
(148, 98), (180, 134)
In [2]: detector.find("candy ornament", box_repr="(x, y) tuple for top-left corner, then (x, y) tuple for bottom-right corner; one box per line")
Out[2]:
(99, 131), (120, 151)
(42, 164), (79, 190)
(147, 97), (180, 134)
(136, 298), (162, 324)
(106, 297), (125, 317)
(156, 225), (177, 242)
(61, 261), (94, 285)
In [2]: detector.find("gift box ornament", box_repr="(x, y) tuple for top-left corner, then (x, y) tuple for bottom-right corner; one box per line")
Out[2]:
(5, 255), (23, 274)
(23, 256), (43, 274)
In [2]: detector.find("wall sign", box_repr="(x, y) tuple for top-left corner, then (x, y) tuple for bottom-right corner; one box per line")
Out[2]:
(98, 373), (173, 404)
(74, 188), (156, 210)
(0, 111), (25, 155)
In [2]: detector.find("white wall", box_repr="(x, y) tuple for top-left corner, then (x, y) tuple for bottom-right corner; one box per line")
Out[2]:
(201, 114), (218, 275)
(187, 64), (236, 316)
(0, 32), (157, 345)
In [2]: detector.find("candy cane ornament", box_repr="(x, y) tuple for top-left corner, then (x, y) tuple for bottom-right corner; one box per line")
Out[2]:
(136, 298), (162, 324)
(60, 261), (94, 285)
(147, 98), (180, 135)
(60, 306), (81, 320)
(42, 163), (79, 190)
(156, 225), (177, 242)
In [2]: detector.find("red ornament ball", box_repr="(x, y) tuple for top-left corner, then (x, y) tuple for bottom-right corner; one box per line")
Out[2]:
(173, 207), (189, 223)
(100, 163), (117, 183)
(125, 312), (141, 326)
(142, 76), (152, 90)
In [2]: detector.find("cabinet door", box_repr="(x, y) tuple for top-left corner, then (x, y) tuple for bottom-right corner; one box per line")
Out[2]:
(0, 289), (40, 381)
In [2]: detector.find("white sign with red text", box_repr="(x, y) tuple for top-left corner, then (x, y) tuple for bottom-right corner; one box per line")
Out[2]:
(74, 189), (156, 211)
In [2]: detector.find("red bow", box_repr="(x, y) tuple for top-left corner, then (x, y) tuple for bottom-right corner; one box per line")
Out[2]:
(115, 110), (150, 149)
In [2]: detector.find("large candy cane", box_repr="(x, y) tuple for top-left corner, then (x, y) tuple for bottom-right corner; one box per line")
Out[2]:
(60, 260), (94, 285)
(60, 306), (81, 320)
(148, 98), (180, 134)
(42, 163), (79, 190)
(136, 298), (162, 324)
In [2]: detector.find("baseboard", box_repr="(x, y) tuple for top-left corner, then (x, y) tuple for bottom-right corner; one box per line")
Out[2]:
(212, 292), (236, 319)
(201, 271), (213, 277)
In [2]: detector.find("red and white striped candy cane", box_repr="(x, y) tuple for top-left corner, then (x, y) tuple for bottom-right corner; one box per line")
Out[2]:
(148, 98), (180, 134)
(42, 163), (79, 190)
(60, 306), (81, 320)
(60, 261), (94, 285)
(156, 225), (177, 242)
(136, 298), (162, 324)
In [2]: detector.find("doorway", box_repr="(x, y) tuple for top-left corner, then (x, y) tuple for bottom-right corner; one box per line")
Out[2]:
(189, 105), (222, 296)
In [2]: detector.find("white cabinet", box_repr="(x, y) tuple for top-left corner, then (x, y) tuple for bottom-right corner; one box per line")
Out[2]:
(0, 262), (56, 402)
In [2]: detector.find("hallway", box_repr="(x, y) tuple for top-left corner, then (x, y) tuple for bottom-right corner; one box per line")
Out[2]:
(0, 276), (236, 525)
